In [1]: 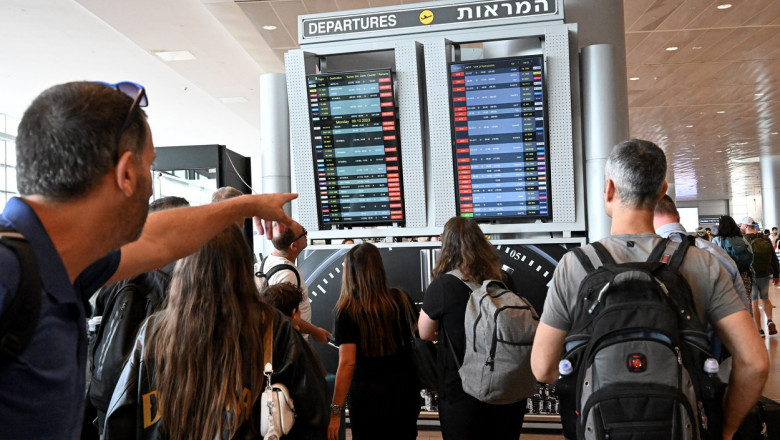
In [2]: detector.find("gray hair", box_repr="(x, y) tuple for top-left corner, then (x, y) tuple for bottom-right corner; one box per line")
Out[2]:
(604, 139), (667, 210)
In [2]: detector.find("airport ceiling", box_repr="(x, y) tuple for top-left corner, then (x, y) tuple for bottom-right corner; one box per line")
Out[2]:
(4, 0), (780, 205)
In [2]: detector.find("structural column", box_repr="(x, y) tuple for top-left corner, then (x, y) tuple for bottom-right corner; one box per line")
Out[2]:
(260, 73), (291, 212)
(581, 44), (629, 242)
(760, 155), (780, 229)
(259, 73), (291, 257)
(566, 0), (628, 242)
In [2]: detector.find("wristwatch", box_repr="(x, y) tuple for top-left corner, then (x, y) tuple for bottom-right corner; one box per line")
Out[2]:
(330, 404), (343, 415)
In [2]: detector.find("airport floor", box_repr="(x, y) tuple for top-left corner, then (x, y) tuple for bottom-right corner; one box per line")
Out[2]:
(347, 285), (780, 439)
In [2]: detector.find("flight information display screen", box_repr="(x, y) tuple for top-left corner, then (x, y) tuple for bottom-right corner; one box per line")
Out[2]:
(449, 56), (551, 221)
(307, 69), (405, 228)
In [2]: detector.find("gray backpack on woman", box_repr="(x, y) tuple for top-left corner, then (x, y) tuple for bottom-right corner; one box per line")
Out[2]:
(448, 270), (539, 404)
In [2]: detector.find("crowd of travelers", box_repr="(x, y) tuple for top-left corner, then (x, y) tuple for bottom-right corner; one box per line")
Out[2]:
(0, 81), (773, 440)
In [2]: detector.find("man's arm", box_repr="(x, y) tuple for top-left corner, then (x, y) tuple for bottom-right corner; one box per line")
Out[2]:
(715, 310), (769, 438)
(108, 193), (296, 285)
(531, 322), (567, 384)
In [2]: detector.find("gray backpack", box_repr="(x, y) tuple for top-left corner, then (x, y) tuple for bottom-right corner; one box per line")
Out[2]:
(448, 270), (539, 404)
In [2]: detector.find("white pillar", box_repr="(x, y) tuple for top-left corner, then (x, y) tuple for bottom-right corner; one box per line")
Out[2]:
(760, 155), (780, 229)
(259, 73), (290, 257)
(581, 44), (629, 242)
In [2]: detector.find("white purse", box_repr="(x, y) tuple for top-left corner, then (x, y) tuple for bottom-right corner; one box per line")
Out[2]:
(259, 319), (296, 440)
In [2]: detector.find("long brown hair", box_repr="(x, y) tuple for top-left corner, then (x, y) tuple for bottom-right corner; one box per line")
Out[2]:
(433, 216), (502, 282)
(336, 243), (410, 357)
(145, 225), (267, 440)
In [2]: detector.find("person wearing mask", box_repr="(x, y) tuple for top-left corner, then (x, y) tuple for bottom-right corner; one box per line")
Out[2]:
(418, 217), (526, 440)
(104, 225), (328, 440)
(328, 243), (419, 440)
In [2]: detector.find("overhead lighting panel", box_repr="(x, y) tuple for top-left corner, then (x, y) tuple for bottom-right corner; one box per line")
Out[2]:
(153, 50), (196, 61)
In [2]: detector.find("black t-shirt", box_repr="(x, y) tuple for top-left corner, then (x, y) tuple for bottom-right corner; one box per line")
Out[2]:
(334, 296), (412, 381)
(421, 274), (471, 399)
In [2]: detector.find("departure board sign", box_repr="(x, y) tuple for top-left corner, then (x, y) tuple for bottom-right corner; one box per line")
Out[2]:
(449, 56), (551, 221)
(307, 69), (405, 227)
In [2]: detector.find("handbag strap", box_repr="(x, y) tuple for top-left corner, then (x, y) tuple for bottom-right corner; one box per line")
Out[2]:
(263, 310), (273, 371)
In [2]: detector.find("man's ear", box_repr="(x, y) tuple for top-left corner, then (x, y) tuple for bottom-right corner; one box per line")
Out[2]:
(114, 150), (137, 197)
(658, 181), (669, 203)
(604, 178), (616, 202)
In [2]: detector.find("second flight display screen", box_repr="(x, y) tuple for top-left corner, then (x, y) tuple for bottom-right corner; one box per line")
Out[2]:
(307, 69), (405, 227)
(449, 56), (551, 221)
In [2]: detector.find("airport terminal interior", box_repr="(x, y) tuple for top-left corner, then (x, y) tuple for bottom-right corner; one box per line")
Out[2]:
(3, 0), (780, 438)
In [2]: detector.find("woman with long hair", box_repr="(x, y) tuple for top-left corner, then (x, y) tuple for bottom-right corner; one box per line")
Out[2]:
(418, 216), (526, 440)
(712, 214), (753, 305)
(104, 225), (329, 440)
(327, 243), (420, 440)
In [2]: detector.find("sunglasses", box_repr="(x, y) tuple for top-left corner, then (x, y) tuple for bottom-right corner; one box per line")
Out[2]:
(294, 228), (308, 241)
(96, 81), (148, 151)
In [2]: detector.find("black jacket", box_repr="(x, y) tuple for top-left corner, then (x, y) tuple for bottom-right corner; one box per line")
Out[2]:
(104, 305), (328, 440)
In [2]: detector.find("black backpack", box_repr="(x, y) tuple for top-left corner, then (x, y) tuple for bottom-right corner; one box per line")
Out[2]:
(255, 255), (300, 289)
(88, 270), (169, 415)
(556, 237), (725, 440)
(0, 226), (41, 364)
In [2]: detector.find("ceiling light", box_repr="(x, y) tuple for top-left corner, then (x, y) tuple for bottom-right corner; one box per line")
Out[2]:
(773, 132), (779, 135)
(686, 124), (694, 128)
(716, 4), (732, 9)
(262, 25), (277, 31)
(716, 110), (726, 114)
(666, 46), (679, 51)
(755, 93), (764, 97)
(692, 46), (703, 50)
(220, 97), (249, 104)
(153, 50), (196, 61)
(629, 77), (640, 81)
(715, 150), (723, 153)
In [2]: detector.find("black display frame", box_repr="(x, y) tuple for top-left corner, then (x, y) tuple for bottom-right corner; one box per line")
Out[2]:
(448, 55), (553, 222)
(306, 68), (406, 229)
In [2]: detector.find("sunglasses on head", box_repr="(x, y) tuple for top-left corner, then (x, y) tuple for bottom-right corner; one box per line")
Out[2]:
(95, 81), (148, 150)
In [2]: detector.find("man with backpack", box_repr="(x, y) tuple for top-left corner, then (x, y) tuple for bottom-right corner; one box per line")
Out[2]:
(740, 217), (779, 336)
(0, 81), (295, 439)
(530, 139), (768, 439)
(257, 220), (331, 344)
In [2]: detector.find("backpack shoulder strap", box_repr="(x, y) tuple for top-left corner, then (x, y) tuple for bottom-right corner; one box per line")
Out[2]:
(0, 227), (42, 363)
(590, 242), (616, 266)
(647, 237), (672, 263)
(446, 269), (480, 292)
(665, 235), (693, 271)
(572, 247), (596, 273)
(265, 264), (301, 288)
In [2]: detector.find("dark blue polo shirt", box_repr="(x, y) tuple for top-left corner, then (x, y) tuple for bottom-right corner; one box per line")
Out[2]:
(0, 197), (120, 439)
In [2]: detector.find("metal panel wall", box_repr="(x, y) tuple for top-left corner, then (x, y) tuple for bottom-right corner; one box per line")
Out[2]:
(284, 50), (319, 230)
(424, 39), (457, 228)
(545, 26), (576, 223)
(395, 40), (427, 227)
